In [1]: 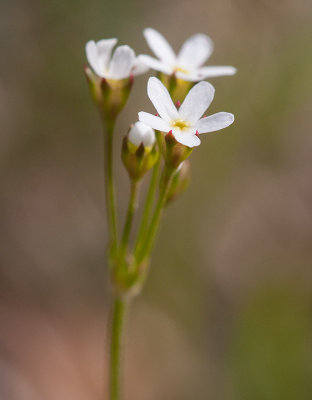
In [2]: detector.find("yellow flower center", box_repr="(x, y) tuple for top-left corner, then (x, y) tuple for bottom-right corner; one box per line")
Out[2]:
(174, 66), (189, 75)
(171, 119), (190, 131)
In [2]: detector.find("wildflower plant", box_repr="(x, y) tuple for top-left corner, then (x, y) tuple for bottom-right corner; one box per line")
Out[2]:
(84, 28), (236, 400)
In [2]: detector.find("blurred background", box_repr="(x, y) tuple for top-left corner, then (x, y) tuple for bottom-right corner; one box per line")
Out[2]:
(1, 0), (312, 398)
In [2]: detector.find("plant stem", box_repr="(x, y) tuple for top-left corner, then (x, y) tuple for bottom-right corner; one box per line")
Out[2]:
(110, 296), (127, 400)
(136, 167), (175, 264)
(134, 157), (161, 255)
(120, 181), (140, 257)
(104, 121), (118, 258)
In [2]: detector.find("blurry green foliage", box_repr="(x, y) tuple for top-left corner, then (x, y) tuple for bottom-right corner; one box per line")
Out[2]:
(229, 287), (312, 400)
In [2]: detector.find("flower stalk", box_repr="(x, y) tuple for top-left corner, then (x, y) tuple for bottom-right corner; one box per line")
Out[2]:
(134, 154), (161, 255)
(110, 296), (127, 400)
(103, 120), (119, 260)
(135, 165), (176, 265)
(120, 181), (140, 258)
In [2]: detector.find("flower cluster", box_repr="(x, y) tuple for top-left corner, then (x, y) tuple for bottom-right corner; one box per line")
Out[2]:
(86, 28), (235, 151)
(84, 26), (236, 400)
(84, 27), (236, 292)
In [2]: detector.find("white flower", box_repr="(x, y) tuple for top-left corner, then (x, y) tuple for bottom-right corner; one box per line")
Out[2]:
(138, 77), (234, 148)
(128, 121), (155, 148)
(138, 28), (236, 82)
(86, 39), (148, 80)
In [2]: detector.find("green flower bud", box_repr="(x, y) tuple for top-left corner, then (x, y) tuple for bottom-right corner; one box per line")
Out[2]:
(165, 160), (191, 205)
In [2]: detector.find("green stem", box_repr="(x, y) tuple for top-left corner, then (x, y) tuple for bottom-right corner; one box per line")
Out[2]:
(134, 157), (161, 254)
(110, 296), (127, 400)
(120, 181), (140, 257)
(136, 167), (175, 264)
(104, 121), (119, 258)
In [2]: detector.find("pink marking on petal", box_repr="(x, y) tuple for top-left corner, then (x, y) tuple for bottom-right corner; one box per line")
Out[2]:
(195, 131), (199, 138)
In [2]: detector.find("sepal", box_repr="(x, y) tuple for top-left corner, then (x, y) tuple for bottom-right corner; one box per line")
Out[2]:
(84, 65), (134, 124)
(157, 130), (192, 170)
(84, 65), (102, 104)
(122, 133), (159, 182)
(157, 72), (192, 102)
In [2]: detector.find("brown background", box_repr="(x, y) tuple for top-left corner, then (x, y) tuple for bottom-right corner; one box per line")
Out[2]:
(1, 0), (312, 398)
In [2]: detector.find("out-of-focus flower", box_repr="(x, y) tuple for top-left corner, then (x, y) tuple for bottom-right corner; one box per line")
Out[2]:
(138, 28), (236, 82)
(86, 39), (148, 80)
(84, 39), (148, 122)
(122, 122), (158, 182)
(138, 77), (234, 148)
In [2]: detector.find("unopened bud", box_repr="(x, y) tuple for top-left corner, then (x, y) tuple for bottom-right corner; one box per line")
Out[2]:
(128, 121), (155, 149)
(122, 122), (158, 181)
(166, 160), (191, 205)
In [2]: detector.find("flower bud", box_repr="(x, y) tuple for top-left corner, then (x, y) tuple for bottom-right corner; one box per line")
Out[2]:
(165, 160), (191, 205)
(128, 121), (155, 148)
(122, 122), (158, 182)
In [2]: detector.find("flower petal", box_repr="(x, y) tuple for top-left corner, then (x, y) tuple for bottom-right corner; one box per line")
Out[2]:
(138, 55), (173, 75)
(178, 34), (213, 69)
(138, 111), (171, 132)
(175, 71), (205, 82)
(179, 81), (215, 123)
(198, 66), (237, 78)
(96, 38), (118, 70)
(131, 58), (149, 76)
(147, 77), (179, 121)
(86, 40), (104, 77)
(109, 45), (135, 80)
(129, 121), (155, 147)
(143, 28), (176, 64)
(195, 112), (234, 133)
(172, 130), (201, 148)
